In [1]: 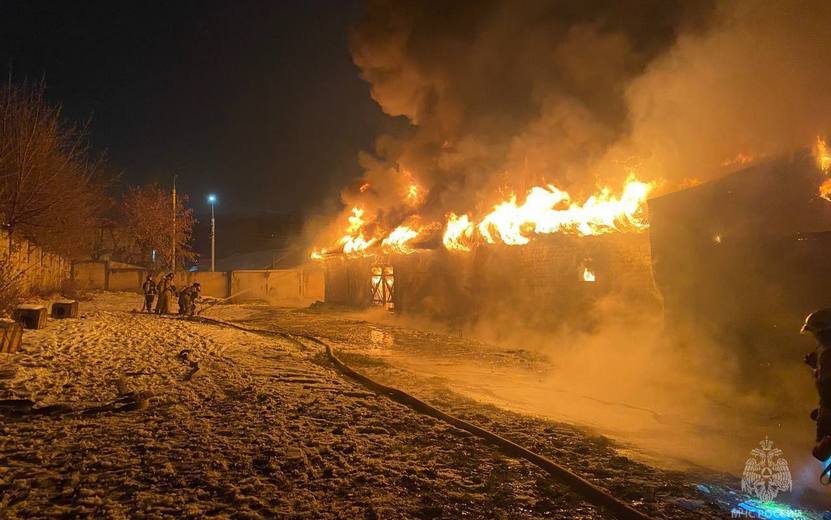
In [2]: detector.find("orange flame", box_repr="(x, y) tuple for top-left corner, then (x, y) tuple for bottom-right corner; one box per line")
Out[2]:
(582, 267), (596, 282)
(815, 137), (831, 173)
(443, 213), (475, 252)
(821, 179), (831, 202)
(382, 225), (420, 254)
(340, 207), (376, 256)
(406, 184), (420, 204)
(314, 175), (655, 258)
(720, 152), (754, 168)
(814, 137), (831, 201)
(472, 175), (654, 247)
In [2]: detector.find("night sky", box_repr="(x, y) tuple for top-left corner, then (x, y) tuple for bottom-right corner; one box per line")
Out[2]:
(0, 0), (391, 220)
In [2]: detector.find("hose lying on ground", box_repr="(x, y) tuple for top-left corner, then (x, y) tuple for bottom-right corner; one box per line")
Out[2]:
(187, 315), (654, 520)
(0, 392), (149, 418)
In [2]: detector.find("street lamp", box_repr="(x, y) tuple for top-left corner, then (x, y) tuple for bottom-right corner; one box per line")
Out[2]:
(207, 194), (217, 272)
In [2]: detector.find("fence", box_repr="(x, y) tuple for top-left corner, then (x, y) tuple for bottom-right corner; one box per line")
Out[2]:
(71, 261), (325, 306)
(0, 230), (71, 295)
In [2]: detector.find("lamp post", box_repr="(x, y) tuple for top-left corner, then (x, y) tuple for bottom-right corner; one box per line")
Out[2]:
(207, 194), (217, 272)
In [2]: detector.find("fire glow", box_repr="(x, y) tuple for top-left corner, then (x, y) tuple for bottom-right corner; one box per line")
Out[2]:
(447, 176), (654, 251)
(814, 137), (831, 201)
(340, 207), (376, 256)
(582, 267), (596, 282)
(382, 225), (420, 255)
(443, 213), (475, 252)
(312, 176), (654, 259)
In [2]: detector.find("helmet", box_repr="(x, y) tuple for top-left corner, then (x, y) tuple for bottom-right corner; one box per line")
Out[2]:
(801, 308), (831, 335)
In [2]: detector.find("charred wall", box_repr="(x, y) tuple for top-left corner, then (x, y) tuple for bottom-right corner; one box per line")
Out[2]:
(324, 232), (660, 331)
(324, 256), (375, 308)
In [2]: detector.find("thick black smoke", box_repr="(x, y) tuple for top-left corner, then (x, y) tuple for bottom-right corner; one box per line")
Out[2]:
(346, 0), (715, 230)
(340, 0), (831, 237)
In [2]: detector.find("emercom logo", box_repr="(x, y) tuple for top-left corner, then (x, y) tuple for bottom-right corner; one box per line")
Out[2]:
(741, 437), (792, 502)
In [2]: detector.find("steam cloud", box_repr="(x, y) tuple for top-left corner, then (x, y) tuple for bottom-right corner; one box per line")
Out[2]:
(339, 0), (831, 233)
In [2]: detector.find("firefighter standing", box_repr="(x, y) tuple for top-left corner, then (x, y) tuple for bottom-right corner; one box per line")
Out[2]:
(154, 274), (168, 314)
(155, 273), (174, 314)
(801, 309), (831, 461)
(141, 275), (156, 312)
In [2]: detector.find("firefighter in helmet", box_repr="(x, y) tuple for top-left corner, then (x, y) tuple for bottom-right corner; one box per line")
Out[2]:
(801, 308), (831, 461)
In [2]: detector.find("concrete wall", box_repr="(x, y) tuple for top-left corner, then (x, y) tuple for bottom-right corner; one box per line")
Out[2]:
(304, 268), (325, 302)
(71, 261), (323, 306)
(108, 269), (145, 292)
(231, 266), (324, 304)
(71, 261), (107, 291)
(185, 272), (230, 299)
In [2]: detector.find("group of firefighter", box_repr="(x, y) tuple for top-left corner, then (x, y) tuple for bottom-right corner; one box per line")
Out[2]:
(141, 273), (201, 316)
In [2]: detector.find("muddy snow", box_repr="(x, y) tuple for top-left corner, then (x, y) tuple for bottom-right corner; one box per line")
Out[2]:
(0, 292), (819, 518)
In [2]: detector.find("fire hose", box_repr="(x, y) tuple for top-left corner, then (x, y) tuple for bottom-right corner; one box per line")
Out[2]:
(194, 288), (254, 316)
(186, 315), (654, 520)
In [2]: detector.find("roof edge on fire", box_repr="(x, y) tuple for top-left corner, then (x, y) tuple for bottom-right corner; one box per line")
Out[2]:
(647, 149), (831, 238)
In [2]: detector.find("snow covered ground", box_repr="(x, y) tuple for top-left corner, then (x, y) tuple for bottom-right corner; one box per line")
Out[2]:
(1, 292), (605, 518)
(202, 300), (831, 518)
(0, 292), (822, 518)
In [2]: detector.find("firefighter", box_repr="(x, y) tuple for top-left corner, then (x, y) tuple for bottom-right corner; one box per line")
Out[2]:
(155, 273), (174, 314)
(166, 275), (178, 314)
(141, 274), (156, 312)
(189, 282), (201, 315)
(154, 274), (168, 314)
(801, 308), (831, 461)
(178, 282), (201, 316)
(178, 283), (192, 316)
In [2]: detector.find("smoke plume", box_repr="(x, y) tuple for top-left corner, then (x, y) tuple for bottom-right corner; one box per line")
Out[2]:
(336, 0), (831, 236)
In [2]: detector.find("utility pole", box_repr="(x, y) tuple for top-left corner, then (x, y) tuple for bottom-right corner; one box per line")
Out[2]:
(207, 194), (217, 272)
(172, 175), (177, 273)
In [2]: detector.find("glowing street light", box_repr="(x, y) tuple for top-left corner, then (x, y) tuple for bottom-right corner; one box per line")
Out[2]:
(207, 194), (217, 272)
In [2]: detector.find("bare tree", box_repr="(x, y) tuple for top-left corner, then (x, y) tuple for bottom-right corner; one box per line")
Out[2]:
(119, 183), (197, 269)
(0, 82), (110, 258)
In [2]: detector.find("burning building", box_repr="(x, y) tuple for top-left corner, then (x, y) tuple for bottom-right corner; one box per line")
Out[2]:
(320, 149), (831, 343)
(324, 232), (660, 330)
(311, 0), (831, 337)
(649, 150), (831, 360)
(317, 174), (661, 331)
